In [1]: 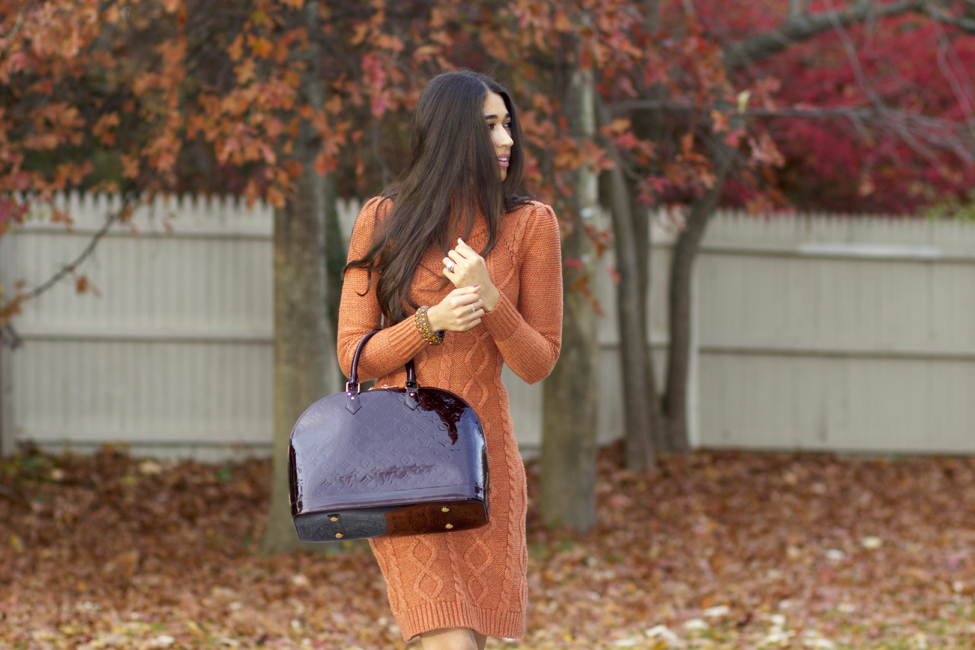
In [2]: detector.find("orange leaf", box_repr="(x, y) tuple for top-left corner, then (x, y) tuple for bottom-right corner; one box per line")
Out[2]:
(324, 95), (342, 115)
(314, 151), (336, 176)
(567, 275), (604, 316)
(266, 186), (286, 208)
(0, 294), (25, 322)
(430, 8), (445, 28)
(50, 207), (74, 226)
(284, 160), (303, 179)
(710, 109), (728, 134)
(413, 44), (440, 62)
(235, 59), (256, 84)
(376, 33), (404, 53)
(248, 35), (273, 59)
(351, 23), (370, 46)
(600, 118), (631, 137)
(23, 133), (59, 150)
(227, 35), (244, 62)
(92, 112), (120, 146)
(554, 10), (572, 32)
(121, 155), (140, 180)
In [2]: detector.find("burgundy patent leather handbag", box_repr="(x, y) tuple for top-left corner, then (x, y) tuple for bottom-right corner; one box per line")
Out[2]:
(288, 330), (489, 542)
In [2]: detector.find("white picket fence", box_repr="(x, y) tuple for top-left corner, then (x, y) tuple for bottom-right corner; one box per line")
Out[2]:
(3, 192), (975, 460)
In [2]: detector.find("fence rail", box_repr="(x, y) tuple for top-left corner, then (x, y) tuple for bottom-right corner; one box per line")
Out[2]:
(3, 193), (975, 459)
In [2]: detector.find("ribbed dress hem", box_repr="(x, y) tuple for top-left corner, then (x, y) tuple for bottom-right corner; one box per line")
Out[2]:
(397, 602), (526, 642)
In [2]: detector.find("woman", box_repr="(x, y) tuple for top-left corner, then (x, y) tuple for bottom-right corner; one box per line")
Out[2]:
(337, 70), (563, 650)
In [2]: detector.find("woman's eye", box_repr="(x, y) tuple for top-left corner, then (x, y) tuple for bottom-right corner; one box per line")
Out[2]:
(503, 122), (512, 130)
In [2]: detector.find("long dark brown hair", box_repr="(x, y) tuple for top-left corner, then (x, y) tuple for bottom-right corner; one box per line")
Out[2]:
(345, 70), (529, 324)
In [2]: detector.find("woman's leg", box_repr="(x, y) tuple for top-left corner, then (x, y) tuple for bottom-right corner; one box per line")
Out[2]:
(419, 628), (487, 650)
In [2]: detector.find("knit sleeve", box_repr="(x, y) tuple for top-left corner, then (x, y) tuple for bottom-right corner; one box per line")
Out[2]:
(480, 202), (563, 384)
(336, 197), (429, 381)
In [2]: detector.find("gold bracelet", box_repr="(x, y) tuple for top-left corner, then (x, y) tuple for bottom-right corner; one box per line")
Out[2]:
(415, 306), (444, 345)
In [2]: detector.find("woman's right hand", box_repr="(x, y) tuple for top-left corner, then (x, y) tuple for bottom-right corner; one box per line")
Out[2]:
(426, 286), (486, 333)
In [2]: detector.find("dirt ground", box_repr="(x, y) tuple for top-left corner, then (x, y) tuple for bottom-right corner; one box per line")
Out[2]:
(2, 444), (974, 649)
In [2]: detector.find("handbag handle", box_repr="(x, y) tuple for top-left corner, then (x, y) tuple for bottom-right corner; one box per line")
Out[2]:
(346, 330), (418, 396)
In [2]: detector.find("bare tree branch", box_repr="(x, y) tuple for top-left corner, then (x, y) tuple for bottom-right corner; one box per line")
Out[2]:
(1, 202), (131, 327)
(920, 0), (975, 33)
(19, 214), (121, 302)
(815, 0), (970, 170)
(722, 0), (924, 70)
(931, 16), (975, 143)
(699, 0), (975, 171)
(610, 99), (975, 165)
(788, 0), (808, 18)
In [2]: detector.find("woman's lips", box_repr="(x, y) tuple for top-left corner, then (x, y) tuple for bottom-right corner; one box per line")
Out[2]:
(498, 155), (510, 168)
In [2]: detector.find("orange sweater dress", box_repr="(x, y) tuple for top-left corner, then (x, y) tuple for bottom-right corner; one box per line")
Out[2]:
(336, 196), (563, 641)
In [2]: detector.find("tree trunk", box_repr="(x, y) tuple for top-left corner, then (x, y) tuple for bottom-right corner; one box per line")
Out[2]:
(261, 0), (339, 555)
(322, 171), (347, 387)
(262, 135), (337, 555)
(606, 68), (670, 468)
(661, 151), (733, 452)
(539, 68), (599, 532)
(602, 160), (658, 473)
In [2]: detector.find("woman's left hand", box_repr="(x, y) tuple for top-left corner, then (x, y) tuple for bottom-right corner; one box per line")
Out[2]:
(443, 238), (501, 311)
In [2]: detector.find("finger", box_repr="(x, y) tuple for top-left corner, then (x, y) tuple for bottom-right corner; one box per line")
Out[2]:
(458, 293), (480, 308)
(453, 239), (478, 259)
(449, 285), (480, 297)
(450, 293), (479, 313)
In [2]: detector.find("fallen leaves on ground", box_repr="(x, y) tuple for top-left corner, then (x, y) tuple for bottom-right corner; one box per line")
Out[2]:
(2, 444), (974, 649)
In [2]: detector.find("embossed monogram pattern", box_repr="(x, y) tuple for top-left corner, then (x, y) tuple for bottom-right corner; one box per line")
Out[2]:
(290, 384), (489, 537)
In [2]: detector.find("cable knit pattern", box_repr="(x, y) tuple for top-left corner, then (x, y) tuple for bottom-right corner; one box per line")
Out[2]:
(337, 196), (563, 641)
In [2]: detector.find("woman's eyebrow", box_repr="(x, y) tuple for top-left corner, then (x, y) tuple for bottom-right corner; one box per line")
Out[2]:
(483, 113), (511, 120)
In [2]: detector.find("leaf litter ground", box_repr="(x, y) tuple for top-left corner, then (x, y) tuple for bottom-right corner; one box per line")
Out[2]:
(2, 444), (974, 649)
